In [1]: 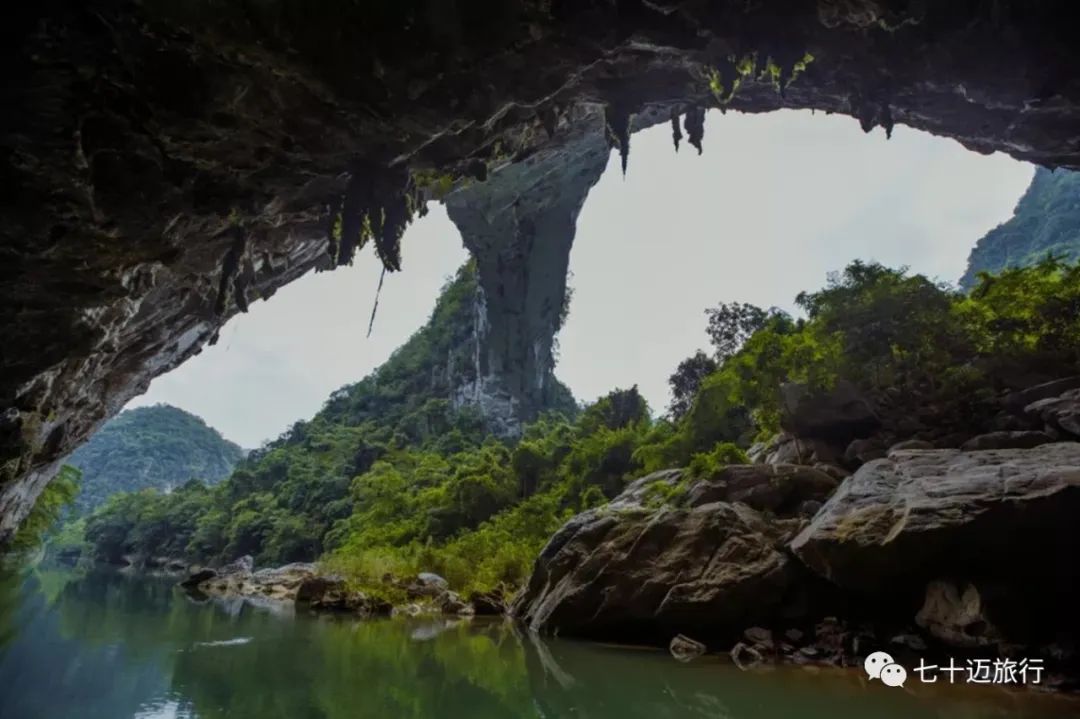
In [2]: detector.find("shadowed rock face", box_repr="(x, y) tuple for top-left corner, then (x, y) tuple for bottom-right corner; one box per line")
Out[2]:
(790, 442), (1080, 639)
(443, 105), (672, 432)
(511, 466), (839, 643)
(4, 0), (1080, 538)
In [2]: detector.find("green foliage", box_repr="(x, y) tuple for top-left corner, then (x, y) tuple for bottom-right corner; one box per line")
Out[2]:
(650, 259), (1080, 462)
(961, 168), (1080, 289)
(687, 442), (749, 479)
(72, 255), (1080, 602)
(9, 465), (81, 553)
(666, 350), (717, 420)
(705, 301), (770, 361)
(67, 404), (243, 514)
(323, 387), (652, 596)
(77, 263), (583, 588)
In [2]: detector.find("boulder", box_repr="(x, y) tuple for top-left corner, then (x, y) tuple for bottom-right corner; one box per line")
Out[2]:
(251, 562), (317, 589)
(1004, 376), (1080, 413)
(764, 433), (841, 466)
(295, 574), (346, 604)
(730, 642), (764, 670)
(843, 438), (886, 466)
(297, 575), (390, 615)
(959, 430), (1054, 451)
(468, 589), (507, 616)
(789, 443), (1080, 639)
(512, 469), (819, 641)
(1025, 389), (1080, 438)
(180, 567), (217, 588)
(682, 464), (839, 515)
(780, 380), (879, 441)
(812, 463), (850, 482)
(439, 591), (474, 616)
(408, 572), (450, 599)
(915, 580), (1000, 649)
(887, 439), (933, 452)
(669, 634), (706, 662)
(219, 555), (255, 576)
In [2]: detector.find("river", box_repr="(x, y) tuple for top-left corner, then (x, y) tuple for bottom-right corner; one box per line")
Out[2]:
(0, 567), (1076, 718)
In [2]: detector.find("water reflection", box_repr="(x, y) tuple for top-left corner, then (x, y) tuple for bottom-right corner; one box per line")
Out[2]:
(1, 568), (1077, 719)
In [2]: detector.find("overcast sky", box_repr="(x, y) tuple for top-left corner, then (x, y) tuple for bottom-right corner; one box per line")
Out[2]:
(128, 109), (1033, 447)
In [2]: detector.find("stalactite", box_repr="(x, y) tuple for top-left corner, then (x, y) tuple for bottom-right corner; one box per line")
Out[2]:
(684, 105), (705, 155)
(330, 166), (416, 271)
(377, 196), (409, 272)
(539, 105), (558, 139)
(367, 267), (386, 338)
(214, 228), (247, 316)
(338, 172), (371, 267)
(671, 108), (683, 152)
(324, 196), (341, 268)
(604, 104), (631, 175)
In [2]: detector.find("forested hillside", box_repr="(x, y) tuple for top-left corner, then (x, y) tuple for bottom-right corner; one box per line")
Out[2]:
(960, 167), (1080, 288)
(80, 263), (579, 573)
(78, 256), (1080, 598)
(68, 405), (244, 514)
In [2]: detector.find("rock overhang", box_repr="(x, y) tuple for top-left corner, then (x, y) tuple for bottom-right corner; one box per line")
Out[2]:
(4, 0), (1080, 539)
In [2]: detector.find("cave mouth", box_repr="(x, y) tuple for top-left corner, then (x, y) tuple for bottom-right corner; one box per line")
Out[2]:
(3, 0), (1080, 539)
(125, 108), (1033, 457)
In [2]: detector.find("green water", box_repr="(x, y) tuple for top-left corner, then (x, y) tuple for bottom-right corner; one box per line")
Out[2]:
(0, 568), (1076, 719)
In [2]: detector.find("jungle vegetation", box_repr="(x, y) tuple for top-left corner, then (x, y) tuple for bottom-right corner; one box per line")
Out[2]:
(960, 167), (1080, 289)
(65, 258), (1080, 597)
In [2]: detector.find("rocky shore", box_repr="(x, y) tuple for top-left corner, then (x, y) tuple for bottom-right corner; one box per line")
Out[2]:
(178, 558), (507, 619)
(176, 376), (1080, 689)
(512, 376), (1080, 689)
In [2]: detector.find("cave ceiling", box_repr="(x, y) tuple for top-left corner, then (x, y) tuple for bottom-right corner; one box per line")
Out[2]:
(2, 0), (1079, 538)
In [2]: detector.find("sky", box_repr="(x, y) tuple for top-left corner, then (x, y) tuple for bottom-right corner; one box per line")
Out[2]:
(127, 109), (1034, 447)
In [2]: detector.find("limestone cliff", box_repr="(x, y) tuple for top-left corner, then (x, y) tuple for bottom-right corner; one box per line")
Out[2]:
(5, 0), (1080, 539)
(960, 167), (1080, 289)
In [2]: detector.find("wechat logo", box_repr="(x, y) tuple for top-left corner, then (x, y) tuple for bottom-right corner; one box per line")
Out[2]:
(865, 651), (907, 688)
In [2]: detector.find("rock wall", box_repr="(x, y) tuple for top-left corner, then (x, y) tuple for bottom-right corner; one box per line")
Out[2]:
(5, 0), (1080, 539)
(444, 107), (609, 432)
(444, 105), (671, 431)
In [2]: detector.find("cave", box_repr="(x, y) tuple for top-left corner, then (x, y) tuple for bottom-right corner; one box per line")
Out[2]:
(3, 0), (1080, 540)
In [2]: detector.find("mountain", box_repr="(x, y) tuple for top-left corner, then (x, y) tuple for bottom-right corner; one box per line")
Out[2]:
(79, 262), (580, 566)
(68, 405), (244, 514)
(960, 167), (1080, 289)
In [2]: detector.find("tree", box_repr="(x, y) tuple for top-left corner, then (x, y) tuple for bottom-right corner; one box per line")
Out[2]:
(705, 302), (769, 361)
(667, 351), (718, 420)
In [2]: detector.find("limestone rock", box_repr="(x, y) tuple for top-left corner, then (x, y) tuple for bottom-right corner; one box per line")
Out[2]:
(844, 438), (886, 466)
(512, 469), (820, 641)
(439, 591), (474, 616)
(1004, 376), (1080, 413)
(669, 634), (706, 662)
(756, 433), (841, 466)
(887, 439), (933, 452)
(219, 555), (255, 576)
(730, 642), (765, 670)
(408, 572), (450, 599)
(468, 589), (508, 616)
(915, 580), (1001, 648)
(1025, 389), (1080, 438)
(789, 443), (1080, 639)
(683, 464), (839, 515)
(180, 567), (217, 589)
(959, 430), (1054, 451)
(296, 575), (342, 602)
